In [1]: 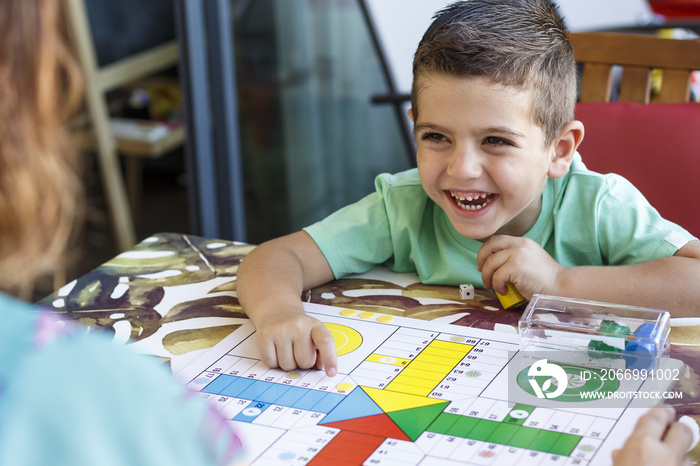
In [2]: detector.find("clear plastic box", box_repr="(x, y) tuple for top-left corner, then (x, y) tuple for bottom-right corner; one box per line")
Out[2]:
(518, 294), (671, 370)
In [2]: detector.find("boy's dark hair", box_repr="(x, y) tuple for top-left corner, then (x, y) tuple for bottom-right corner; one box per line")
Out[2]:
(411, 0), (576, 147)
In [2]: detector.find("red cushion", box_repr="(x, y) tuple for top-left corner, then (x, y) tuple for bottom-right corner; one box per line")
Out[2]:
(575, 102), (700, 237)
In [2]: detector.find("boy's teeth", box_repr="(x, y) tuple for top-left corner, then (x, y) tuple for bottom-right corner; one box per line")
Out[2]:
(449, 190), (494, 210)
(451, 191), (487, 201)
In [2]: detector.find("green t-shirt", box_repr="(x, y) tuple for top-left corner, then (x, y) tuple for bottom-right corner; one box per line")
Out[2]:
(304, 153), (696, 288)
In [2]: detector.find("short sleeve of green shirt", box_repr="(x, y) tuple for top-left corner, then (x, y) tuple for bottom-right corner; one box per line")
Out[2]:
(303, 170), (424, 279)
(544, 156), (697, 266)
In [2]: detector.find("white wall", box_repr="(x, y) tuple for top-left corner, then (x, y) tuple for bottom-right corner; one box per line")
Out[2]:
(364, 0), (655, 94)
(555, 0), (653, 31)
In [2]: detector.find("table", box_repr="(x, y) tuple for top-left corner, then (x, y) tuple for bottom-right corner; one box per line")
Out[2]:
(42, 232), (700, 460)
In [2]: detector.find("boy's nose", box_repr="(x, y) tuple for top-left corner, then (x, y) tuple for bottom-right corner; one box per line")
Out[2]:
(447, 146), (483, 180)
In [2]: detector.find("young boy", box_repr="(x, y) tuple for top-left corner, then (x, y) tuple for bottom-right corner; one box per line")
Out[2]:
(237, 0), (700, 378)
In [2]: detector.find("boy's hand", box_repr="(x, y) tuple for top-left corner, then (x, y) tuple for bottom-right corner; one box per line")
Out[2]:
(237, 231), (339, 377)
(612, 407), (693, 466)
(477, 235), (562, 298)
(255, 308), (338, 377)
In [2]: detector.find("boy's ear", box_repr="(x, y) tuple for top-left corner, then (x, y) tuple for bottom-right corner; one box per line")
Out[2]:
(408, 108), (415, 123)
(548, 120), (585, 178)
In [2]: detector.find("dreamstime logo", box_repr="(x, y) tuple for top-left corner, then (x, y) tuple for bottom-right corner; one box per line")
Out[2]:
(528, 359), (568, 399)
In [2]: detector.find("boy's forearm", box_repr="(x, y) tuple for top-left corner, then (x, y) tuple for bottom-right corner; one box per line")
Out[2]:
(237, 243), (304, 326)
(237, 231), (334, 326)
(552, 246), (700, 317)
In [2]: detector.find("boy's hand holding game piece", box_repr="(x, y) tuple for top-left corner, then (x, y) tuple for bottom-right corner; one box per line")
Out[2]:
(612, 406), (693, 466)
(477, 235), (563, 301)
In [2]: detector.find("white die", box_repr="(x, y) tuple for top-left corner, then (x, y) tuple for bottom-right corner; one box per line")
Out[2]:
(460, 284), (474, 300)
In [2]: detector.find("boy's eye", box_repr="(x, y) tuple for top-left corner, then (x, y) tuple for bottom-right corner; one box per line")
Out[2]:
(420, 132), (448, 143)
(484, 136), (512, 146)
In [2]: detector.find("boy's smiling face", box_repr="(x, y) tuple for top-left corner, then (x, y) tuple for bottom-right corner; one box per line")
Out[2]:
(412, 74), (566, 242)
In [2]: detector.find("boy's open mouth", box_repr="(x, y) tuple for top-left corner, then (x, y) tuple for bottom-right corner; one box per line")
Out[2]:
(449, 190), (496, 211)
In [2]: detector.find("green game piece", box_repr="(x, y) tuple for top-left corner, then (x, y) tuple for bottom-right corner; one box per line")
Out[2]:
(599, 320), (631, 336)
(587, 340), (622, 353)
(588, 320), (631, 358)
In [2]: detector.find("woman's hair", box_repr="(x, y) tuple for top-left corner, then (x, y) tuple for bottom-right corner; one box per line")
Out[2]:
(411, 0), (577, 147)
(0, 0), (83, 292)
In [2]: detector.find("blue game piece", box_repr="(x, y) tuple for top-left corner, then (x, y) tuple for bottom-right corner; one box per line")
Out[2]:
(623, 323), (658, 370)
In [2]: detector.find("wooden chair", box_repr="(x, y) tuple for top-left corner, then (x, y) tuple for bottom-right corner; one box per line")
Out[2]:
(63, 0), (183, 252)
(568, 31), (700, 103)
(570, 32), (700, 237)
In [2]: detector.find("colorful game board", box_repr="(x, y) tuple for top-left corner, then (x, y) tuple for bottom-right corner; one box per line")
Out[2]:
(177, 302), (681, 465)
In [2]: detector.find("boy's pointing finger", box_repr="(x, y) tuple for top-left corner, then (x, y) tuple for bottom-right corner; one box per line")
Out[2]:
(311, 324), (338, 377)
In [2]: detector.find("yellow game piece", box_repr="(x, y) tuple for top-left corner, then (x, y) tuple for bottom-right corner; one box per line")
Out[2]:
(377, 315), (394, 323)
(496, 282), (527, 310)
(339, 309), (356, 316)
(359, 312), (375, 319)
